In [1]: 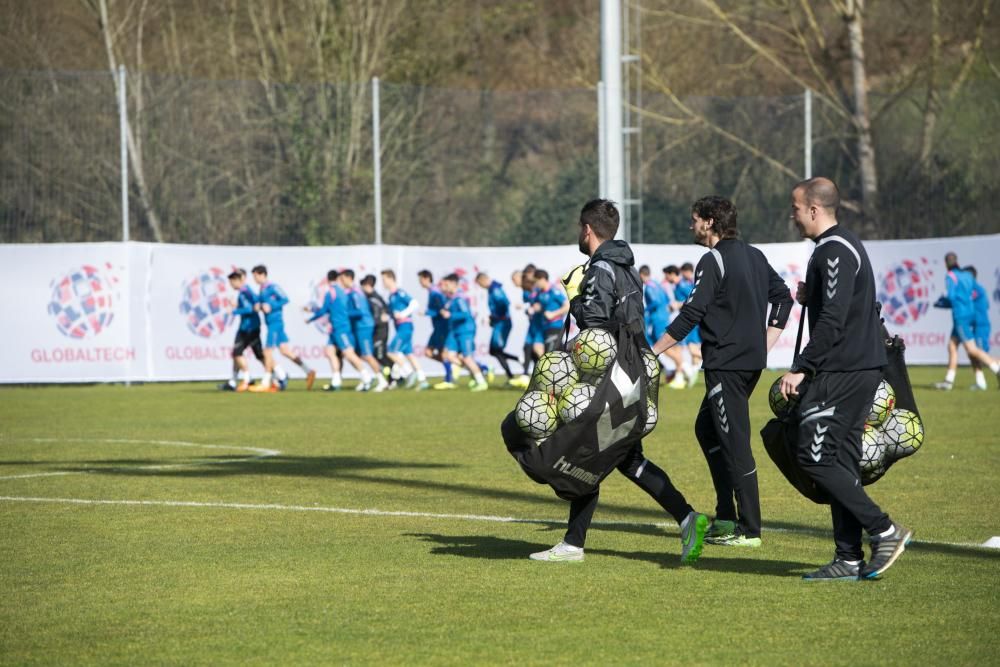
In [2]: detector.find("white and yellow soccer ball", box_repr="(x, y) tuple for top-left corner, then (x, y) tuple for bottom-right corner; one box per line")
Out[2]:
(859, 424), (886, 480)
(557, 382), (596, 424)
(767, 377), (799, 417)
(572, 328), (617, 375)
(643, 396), (659, 434)
(515, 390), (559, 439)
(530, 351), (579, 397)
(882, 409), (924, 461)
(641, 348), (661, 392)
(866, 379), (896, 427)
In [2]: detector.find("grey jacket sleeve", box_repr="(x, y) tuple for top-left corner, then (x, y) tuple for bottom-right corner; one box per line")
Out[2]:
(569, 260), (618, 329)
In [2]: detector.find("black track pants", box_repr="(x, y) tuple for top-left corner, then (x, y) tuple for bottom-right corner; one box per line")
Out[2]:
(695, 369), (762, 538)
(563, 442), (694, 548)
(795, 369), (893, 560)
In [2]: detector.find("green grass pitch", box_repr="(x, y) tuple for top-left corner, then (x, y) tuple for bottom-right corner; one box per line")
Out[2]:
(2, 367), (998, 665)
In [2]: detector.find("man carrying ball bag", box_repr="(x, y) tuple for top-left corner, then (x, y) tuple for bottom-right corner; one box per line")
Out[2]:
(503, 199), (710, 564)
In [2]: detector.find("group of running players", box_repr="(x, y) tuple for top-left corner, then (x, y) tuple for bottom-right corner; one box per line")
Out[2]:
(218, 259), (708, 394)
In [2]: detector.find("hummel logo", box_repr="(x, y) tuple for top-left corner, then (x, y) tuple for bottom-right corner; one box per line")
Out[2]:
(827, 257), (839, 268)
(827, 289), (837, 299)
(697, 270), (703, 277)
(816, 424), (829, 434)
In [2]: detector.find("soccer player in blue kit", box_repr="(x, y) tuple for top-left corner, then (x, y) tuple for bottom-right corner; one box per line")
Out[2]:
(381, 269), (428, 389)
(305, 269), (372, 392)
(528, 269), (569, 357)
(672, 262), (702, 386)
(440, 273), (488, 391)
(933, 253), (1000, 390)
(476, 271), (521, 385)
(967, 267), (994, 390)
(418, 270), (455, 389)
(219, 268), (266, 392)
(339, 270), (388, 392)
(249, 265), (315, 392)
(639, 264), (669, 345)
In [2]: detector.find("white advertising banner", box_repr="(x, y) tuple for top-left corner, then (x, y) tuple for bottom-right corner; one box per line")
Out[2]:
(2, 235), (998, 383)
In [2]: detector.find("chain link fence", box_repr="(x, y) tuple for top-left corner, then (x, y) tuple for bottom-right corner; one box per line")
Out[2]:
(2, 69), (997, 246)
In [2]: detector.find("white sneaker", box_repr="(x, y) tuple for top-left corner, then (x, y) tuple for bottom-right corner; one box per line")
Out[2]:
(529, 541), (584, 562)
(355, 379), (370, 392)
(372, 377), (388, 393)
(933, 381), (953, 391)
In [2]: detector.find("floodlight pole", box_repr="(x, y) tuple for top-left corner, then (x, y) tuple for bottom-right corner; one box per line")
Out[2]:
(601, 0), (626, 240)
(372, 77), (383, 245)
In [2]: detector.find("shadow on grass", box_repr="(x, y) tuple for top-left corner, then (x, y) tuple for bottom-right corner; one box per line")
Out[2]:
(25, 454), (1000, 560)
(406, 533), (816, 576)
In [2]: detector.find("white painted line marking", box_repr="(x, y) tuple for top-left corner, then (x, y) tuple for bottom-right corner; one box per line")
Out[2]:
(0, 494), (995, 552)
(982, 536), (1000, 549)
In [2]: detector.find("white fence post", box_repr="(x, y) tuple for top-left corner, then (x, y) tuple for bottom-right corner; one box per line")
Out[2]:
(804, 88), (813, 180)
(372, 77), (383, 245)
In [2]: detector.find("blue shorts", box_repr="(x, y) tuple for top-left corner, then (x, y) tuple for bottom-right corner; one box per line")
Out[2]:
(525, 324), (545, 346)
(353, 325), (374, 357)
(330, 327), (355, 352)
(973, 321), (991, 352)
(951, 319), (975, 344)
(265, 326), (289, 348)
(646, 316), (668, 348)
(427, 325), (449, 351)
(490, 319), (512, 351)
(683, 325), (701, 346)
(390, 322), (414, 355)
(453, 332), (477, 358)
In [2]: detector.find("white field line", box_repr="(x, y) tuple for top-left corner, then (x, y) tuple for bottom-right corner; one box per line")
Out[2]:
(0, 493), (995, 552)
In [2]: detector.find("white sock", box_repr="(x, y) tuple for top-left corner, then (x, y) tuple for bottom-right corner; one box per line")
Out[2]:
(226, 378), (237, 388)
(680, 363), (693, 379)
(974, 369), (987, 387)
(944, 368), (956, 383)
(331, 372), (342, 387)
(237, 370), (248, 381)
(990, 362), (1000, 374)
(262, 372), (272, 387)
(274, 365), (288, 381)
(360, 368), (373, 384)
(297, 360), (312, 372)
(416, 369), (426, 381)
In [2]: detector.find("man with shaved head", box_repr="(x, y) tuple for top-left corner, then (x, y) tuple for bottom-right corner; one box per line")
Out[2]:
(780, 177), (912, 581)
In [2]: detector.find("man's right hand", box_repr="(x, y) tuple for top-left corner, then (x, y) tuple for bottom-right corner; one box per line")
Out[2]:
(795, 281), (807, 305)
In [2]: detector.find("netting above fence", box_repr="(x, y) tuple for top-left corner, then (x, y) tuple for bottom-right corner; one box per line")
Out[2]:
(2, 70), (998, 246)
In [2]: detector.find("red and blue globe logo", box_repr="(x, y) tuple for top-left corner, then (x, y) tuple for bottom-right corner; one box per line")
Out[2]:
(877, 258), (934, 326)
(180, 267), (232, 338)
(48, 263), (119, 339)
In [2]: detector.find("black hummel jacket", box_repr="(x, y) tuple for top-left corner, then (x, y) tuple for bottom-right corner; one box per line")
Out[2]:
(666, 238), (793, 370)
(792, 225), (886, 374)
(570, 240), (645, 332)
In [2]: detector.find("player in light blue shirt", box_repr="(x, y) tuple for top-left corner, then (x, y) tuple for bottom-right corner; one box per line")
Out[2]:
(250, 265), (314, 391)
(219, 268), (266, 391)
(441, 273), (488, 391)
(476, 272), (521, 385)
(528, 269), (569, 360)
(381, 269), (427, 389)
(340, 269), (387, 391)
(932, 253), (1000, 390)
(418, 270), (455, 388)
(305, 269), (373, 391)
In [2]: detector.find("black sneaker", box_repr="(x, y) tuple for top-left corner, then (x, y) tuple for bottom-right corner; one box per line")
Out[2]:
(802, 559), (864, 582)
(861, 523), (913, 579)
(217, 382), (235, 391)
